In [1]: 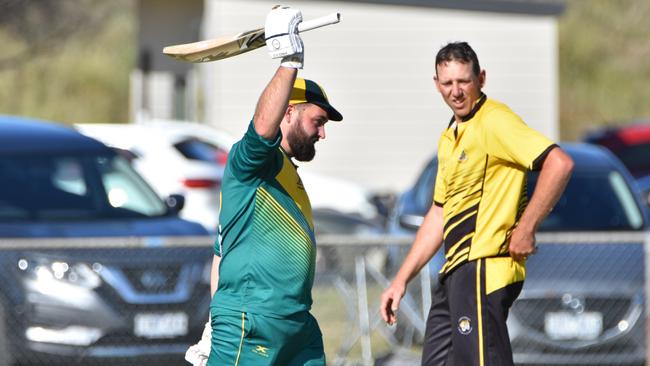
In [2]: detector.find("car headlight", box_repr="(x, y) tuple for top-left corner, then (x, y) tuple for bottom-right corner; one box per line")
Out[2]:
(18, 257), (102, 289)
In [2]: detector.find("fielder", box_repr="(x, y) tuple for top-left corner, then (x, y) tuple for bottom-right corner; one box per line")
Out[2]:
(380, 42), (574, 366)
(187, 5), (342, 366)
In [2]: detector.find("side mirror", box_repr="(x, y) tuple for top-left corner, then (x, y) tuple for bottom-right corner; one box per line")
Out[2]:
(399, 214), (424, 231)
(165, 194), (185, 214)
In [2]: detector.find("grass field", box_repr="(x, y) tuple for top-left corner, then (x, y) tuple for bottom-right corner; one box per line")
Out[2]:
(311, 283), (422, 363)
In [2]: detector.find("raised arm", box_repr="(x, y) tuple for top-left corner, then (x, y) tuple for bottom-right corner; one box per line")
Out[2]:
(253, 5), (304, 139)
(509, 147), (574, 261)
(253, 67), (297, 139)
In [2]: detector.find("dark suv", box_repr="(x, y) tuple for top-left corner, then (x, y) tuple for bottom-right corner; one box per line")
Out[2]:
(389, 143), (649, 365)
(0, 116), (213, 365)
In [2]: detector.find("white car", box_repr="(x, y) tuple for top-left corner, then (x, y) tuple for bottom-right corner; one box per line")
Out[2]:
(300, 171), (379, 220)
(76, 120), (234, 232)
(77, 119), (381, 231)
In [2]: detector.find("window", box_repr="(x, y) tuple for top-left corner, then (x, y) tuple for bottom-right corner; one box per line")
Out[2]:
(0, 154), (166, 220)
(174, 138), (228, 165)
(528, 170), (644, 231)
(96, 156), (167, 217)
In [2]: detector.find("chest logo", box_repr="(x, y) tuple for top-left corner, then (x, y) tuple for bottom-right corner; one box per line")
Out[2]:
(458, 150), (468, 162)
(252, 345), (270, 357)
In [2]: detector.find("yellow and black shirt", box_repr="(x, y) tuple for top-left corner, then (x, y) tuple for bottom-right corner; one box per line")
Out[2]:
(433, 94), (556, 277)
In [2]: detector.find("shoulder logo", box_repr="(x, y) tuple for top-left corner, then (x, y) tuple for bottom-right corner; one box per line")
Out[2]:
(458, 150), (468, 162)
(252, 345), (270, 357)
(458, 316), (473, 335)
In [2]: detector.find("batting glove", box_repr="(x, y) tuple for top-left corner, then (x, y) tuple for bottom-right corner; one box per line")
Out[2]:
(265, 5), (304, 69)
(184, 316), (212, 366)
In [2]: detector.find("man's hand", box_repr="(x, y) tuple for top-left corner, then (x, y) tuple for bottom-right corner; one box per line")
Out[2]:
(265, 5), (304, 69)
(508, 226), (537, 262)
(380, 281), (406, 325)
(185, 317), (212, 366)
(510, 147), (573, 262)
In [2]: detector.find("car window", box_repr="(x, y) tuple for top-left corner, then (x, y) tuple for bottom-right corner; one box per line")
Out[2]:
(413, 158), (438, 212)
(0, 154), (167, 220)
(97, 156), (167, 216)
(528, 169), (644, 231)
(612, 143), (650, 176)
(173, 138), (228, 165)
(52, 158), (88, 196)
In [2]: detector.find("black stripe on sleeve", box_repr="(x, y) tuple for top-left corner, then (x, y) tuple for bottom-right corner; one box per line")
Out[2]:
(531, 144), (559, 171)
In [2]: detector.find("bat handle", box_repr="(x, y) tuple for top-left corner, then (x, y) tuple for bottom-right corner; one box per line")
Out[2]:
(297, 12), (341, 33)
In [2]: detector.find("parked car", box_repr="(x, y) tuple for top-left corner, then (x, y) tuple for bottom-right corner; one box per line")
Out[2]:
(312, 208), (387, 276)
(584, 122), (650, 178)
(389, 143), (649, 365)
(636, 175), (650, 211)
(77, 120), (383, 230)
(301, 171), (382, 221)
(0, 116), (212, 366)
(76, 120), (234, 232)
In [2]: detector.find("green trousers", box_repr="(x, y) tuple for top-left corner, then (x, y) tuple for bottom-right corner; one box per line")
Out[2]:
(207, 307), (325, 366)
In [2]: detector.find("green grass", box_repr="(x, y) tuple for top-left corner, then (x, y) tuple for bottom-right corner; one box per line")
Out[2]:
(312, 284), (422, 362)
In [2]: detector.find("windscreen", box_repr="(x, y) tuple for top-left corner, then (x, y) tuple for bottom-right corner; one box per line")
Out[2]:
(528, 169), (644, 231)
(0, 154), (167, 220)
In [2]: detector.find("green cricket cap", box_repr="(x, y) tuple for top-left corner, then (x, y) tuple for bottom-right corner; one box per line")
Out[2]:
(289, 78), (343, 121)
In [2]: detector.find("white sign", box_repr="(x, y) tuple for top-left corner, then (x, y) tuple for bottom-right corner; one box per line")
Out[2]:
(134, 312), (188, 339)
(544, 311), (603, 341)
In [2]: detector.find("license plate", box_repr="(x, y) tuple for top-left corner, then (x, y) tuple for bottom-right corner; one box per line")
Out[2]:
(544, 311), (603, 340)
(134, 312), (188, 339)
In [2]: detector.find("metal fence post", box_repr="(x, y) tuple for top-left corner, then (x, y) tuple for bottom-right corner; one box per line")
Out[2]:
(355, 255), (373, 365)
(420, 263), (432, 320)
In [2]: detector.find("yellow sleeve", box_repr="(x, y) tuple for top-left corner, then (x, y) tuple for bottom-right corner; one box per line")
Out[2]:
(479, 107), (555, 170)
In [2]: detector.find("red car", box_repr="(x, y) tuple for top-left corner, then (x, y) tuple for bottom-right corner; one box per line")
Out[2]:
(584, 123), (650, 178)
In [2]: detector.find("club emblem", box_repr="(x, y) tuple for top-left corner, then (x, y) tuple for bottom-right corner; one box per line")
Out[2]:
(272, 39), (281, 50)
(458, 316), (472, 335)
(458, 150), (467, 162)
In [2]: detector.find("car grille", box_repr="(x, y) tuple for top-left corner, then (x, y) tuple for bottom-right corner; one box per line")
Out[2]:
(122, 266), (180, 293)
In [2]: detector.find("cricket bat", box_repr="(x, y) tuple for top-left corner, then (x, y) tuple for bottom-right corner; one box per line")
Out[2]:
(163, 12), (341, 63)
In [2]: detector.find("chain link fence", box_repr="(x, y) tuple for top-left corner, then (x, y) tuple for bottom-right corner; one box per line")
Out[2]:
(0, 232), (648, 366)
(313, 232), (650, 366)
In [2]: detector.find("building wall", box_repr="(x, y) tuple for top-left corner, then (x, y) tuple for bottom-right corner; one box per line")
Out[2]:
(133, 0), (202, 121)
(202, 0), (558, 192)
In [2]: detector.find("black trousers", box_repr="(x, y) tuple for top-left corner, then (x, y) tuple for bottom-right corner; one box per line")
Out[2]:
(421, 258), (523, 366)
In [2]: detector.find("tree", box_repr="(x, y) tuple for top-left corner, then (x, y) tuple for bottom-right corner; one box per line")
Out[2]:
(0, 0), (125, 70)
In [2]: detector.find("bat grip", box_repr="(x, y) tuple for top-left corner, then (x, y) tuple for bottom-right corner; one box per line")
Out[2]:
(297, 12), (341, 33)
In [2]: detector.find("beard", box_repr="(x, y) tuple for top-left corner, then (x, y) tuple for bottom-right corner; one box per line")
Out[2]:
(287, 122), (316, 162)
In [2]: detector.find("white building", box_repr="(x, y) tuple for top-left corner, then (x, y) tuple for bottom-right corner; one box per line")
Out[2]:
(135, 0), (565, 192)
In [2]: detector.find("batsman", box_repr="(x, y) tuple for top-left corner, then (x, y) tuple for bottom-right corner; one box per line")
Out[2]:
(199, 5), (342, 366)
